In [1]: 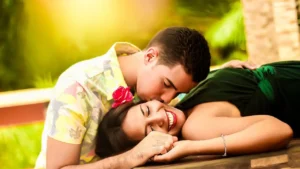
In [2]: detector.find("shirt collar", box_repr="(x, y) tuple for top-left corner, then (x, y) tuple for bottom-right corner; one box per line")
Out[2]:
(106, 42), (141, 100)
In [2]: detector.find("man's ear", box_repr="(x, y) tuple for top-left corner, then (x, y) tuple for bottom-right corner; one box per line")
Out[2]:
(144, 47), (159, 65)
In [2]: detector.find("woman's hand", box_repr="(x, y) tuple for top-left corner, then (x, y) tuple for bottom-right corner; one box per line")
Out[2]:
(153, 140), (193, 163)
(221, 60), (260, 70)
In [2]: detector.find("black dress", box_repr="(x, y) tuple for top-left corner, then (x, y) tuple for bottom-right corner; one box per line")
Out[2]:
(176, 61), (300, 137)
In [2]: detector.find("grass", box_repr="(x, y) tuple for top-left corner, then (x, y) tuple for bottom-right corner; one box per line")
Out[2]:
(0, 122), (44, 169)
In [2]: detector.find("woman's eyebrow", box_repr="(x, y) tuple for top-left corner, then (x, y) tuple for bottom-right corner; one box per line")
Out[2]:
(140, 105), (144, 115)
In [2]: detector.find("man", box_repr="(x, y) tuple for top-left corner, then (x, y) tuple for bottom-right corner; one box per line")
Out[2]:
(35, 27), (211, 169)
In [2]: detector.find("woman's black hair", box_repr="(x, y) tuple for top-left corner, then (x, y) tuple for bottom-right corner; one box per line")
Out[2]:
(95, 101), (142, 158)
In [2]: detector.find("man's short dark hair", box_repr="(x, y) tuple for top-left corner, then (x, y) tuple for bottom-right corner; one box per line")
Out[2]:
(147, 27), (211, 82)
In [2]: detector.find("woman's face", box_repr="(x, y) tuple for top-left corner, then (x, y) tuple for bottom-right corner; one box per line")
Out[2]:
(122, 100), (186, 142)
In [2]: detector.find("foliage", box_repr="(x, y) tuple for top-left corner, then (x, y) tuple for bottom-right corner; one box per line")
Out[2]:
(205, 1), (247, 64)
(0, 0), (248, 91)
(33, 73), (57, 88)
(0, 122), (44, 169)
(176, 0), (237, 18)
(176, 0), (247, 65)
(0, 0), (28, 91)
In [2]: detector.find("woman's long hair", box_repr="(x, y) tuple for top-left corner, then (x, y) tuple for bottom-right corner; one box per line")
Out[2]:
(95, 101), (141, 158)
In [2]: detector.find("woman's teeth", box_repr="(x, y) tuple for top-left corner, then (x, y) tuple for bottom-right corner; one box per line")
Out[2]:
(166, 111), (174, 130)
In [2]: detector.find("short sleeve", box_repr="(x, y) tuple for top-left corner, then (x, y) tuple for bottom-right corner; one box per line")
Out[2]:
(46, 79), (91, 144)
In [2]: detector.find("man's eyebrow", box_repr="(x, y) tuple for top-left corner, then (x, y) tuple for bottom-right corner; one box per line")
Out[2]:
(166, 78), (178, 91)
(140, 105), (147, 137)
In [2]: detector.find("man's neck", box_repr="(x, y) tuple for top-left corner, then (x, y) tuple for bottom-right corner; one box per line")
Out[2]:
(118, 51), (143, 89)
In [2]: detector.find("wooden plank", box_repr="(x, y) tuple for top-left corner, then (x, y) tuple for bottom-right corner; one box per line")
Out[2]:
(135, 140), (300, 169)
(251, 154), (288, 168)
(0, 102), (47, 126)
(0, 88), (52, 108)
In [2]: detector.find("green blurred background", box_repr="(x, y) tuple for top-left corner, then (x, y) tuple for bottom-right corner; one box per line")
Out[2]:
(0, 0), (247, 92)
(0, 0), (247, 168)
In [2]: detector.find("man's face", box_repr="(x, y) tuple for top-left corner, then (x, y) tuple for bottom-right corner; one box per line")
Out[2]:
(136, 48), (197, 103)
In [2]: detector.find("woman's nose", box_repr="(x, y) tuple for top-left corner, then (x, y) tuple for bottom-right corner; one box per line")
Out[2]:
(149, 113), (168, 133)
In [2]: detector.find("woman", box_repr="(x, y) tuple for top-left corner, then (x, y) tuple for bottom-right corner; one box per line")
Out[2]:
(95, 60), (300, 164)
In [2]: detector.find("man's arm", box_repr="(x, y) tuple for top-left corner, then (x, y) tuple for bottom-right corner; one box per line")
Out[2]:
(47, 131), (178, 169)
(47, 136), (134, 169)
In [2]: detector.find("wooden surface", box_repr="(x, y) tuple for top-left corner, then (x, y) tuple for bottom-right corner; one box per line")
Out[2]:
(135, 139), (300, 169)
(0, 88), (51, 126)
(0, 102), (47, 126)
(0, 88), (52, 108)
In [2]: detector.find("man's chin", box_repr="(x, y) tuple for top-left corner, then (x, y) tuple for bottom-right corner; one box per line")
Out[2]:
(138, 95), (146, 101)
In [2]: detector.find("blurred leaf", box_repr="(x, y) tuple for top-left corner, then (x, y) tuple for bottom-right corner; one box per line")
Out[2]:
(33, 73), (57, 88)
(225, 50), (248, 62)
(176, 0), (238, 17)
(205, 1), (246, 49)
(0, 0), (27, 91)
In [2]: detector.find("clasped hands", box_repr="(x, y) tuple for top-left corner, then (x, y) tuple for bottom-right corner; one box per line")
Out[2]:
(129, 131), (192, 166)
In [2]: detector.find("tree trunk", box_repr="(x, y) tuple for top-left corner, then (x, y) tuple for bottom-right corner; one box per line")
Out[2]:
(241, 0), (300, 65)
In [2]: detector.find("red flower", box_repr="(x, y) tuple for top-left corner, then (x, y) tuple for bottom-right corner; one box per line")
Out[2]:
(112, 86), (134, 108)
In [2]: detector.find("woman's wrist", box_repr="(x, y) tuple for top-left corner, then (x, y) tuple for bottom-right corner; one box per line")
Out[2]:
(185, 140), (199, 155)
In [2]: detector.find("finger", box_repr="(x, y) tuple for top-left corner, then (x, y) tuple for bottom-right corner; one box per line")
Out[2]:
(164, 141), (174, 152)
(234, 65), (243, 69)
(243, 62), (256, 69)
(172, 136), (178, 142)
(160, 147), (168, 155)
(246, 61), (260, 69)
(241, 63), (254, 69)
(173, 141), (179, 146)
(147, 156), (155, 163)
(153, 152), (171, 163)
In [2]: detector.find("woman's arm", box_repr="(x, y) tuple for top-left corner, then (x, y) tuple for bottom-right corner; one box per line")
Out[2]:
(184, 102), (293, 154)
(154, 102), (293, 162)
(185, 115), (293, 155)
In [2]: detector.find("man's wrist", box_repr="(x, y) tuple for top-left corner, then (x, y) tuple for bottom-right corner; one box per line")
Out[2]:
(123, 148), (145, 167)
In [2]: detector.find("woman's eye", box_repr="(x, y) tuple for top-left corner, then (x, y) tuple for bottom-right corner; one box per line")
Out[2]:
(147, 126), (154, 135)
(150, 126), (154, 132)
(147, 106), (150, 116)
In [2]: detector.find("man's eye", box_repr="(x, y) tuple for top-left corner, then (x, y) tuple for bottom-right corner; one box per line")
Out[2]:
(164, 82), (171, 88)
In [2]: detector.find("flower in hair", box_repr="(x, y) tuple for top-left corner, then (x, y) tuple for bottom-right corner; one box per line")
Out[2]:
(112, 86), (134, 108)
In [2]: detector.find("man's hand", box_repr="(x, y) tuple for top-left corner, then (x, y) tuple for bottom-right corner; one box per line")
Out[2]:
(127, 131), (178, 167)
(153, 140), (192, 163)
(221, 60), (260, 70)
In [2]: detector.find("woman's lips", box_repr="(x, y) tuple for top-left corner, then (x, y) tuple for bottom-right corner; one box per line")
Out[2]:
(166, 110), (177, 131)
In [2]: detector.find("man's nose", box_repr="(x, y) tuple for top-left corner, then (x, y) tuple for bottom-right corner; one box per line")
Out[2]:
(161, 91), (177, 104)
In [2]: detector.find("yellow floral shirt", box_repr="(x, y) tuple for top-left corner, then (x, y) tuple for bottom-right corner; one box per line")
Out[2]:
(35, 42), (141, 169)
